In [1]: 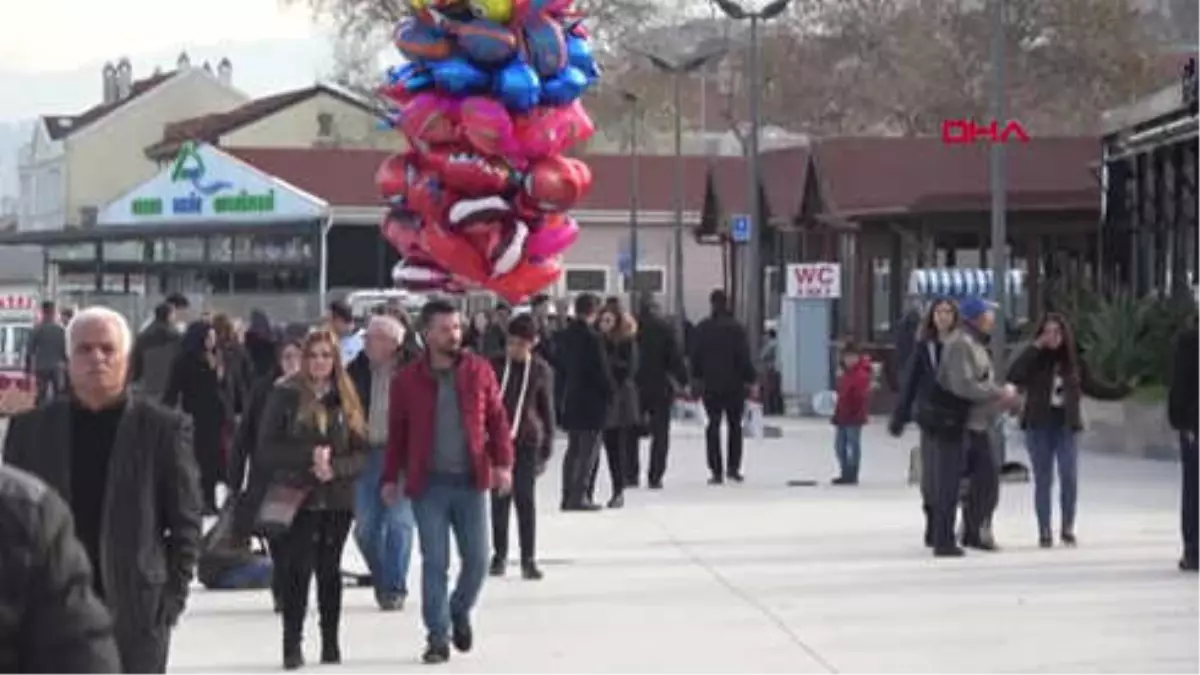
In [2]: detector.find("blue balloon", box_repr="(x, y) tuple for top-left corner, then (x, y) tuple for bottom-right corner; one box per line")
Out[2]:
(386, 63), (435, 93)
(565, 35), (600, 83)
(428, 57), (491, 96)
(540, 66), (589, 106)
(495, 60), (542, 112)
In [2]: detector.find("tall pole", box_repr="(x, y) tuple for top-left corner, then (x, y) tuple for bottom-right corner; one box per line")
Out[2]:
(745, 13), (764, 354)
(988, 0), (1008, 370)
(628, 95), (641, 311)
(672, 72), (686, 340)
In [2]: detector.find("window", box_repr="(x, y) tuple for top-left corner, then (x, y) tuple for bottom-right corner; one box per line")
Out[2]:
(618, 266), (666, 295)
(562, 266), (609, 294)
(317, 112), (334, 138)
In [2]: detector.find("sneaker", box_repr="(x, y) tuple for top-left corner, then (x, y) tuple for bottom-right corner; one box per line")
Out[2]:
(1179, 556), (1199, 572)
(451, 614), (473, 653)
(727, 472), (745, 483)
(831, 476), (851, 486)
(488, 557), (506, 577)
(422, 641), (450, 664)
(607, 494), (625, 509)
(933, 545), (965, 558)
(963, 534), (999, 552)
(648, 481), (663, 490)
(521, 561), (544, 580)
(1038, 536), (1053, 549)
(283, 643), (304, 670)
(1060, 532), (1077, 547)
(375, 590), (406, 611)
(320, 643), (341, 665)
(707, 476), (724, 486)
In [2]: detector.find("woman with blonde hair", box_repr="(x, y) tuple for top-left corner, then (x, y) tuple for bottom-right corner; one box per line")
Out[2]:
(258, 329), (368, 669)
(589, 306), (640, 509)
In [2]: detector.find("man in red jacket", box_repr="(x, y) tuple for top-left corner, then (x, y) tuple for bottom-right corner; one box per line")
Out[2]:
(382, 300), (514, 664)
(832, 341), (873, 485)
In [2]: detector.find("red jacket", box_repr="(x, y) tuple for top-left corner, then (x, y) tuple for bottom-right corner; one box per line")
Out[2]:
(833, 357), (873, 426)
(382, 352), (514, 497)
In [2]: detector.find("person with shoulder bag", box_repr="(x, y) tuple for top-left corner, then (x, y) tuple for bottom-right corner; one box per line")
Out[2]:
(256, 329), (369, 670)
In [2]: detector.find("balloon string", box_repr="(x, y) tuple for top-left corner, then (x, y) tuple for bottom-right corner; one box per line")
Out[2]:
(499, 356), (532, 440)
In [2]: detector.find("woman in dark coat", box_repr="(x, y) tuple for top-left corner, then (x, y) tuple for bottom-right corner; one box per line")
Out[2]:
(257, 329), (368, 669)
(165, 320), (235, 515)
(590, 307), (640, 509)
(245, 309), (280, 380)
(1006, 312), (1130, 548)
(213, 312), (253, 414)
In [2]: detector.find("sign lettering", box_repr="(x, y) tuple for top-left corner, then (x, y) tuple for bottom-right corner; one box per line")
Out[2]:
(785, 263), (841, 299)
(941, 119), (1031, 145)
(125, 142), (278, 218)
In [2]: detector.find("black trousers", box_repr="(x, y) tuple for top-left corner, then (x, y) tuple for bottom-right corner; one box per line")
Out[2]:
(962, 430), (1000, 542)
(115, 624), (171, 673)
(1181, 433), (1198, 561)
(633, 399), (673, 486)
(491, 448), (538, 563)
(924, 427), (967, 549)
(274, 509), (353, 648)
(561, 430), (602, 507)
(589, 427), (636, 500)
(703, 391), (746, 478)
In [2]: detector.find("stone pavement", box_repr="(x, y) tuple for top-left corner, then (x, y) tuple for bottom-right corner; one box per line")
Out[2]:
(4, 418), (1198, 672)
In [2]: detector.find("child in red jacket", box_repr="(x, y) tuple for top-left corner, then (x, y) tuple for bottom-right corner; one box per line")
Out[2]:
(832, 342), (872, 485)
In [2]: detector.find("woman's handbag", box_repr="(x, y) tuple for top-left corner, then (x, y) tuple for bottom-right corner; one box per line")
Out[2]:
(254, 482), (311, 537)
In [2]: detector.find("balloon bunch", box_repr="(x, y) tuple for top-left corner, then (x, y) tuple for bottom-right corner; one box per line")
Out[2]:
(375, 0), (601, 303)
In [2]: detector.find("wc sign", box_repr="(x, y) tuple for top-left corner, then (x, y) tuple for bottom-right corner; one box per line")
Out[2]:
(786, 263), (842, 299)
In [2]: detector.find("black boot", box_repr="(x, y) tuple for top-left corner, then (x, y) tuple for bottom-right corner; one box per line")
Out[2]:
(283, 639), (304, 670)
(320, 611), (341, 664)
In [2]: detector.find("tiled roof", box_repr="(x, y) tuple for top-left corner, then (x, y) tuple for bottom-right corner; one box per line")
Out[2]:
(42, 71), (176, 140)
(146, 85), (378, 159)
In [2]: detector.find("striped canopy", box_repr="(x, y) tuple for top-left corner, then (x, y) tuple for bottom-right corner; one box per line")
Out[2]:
(907, 268), (1025, 298)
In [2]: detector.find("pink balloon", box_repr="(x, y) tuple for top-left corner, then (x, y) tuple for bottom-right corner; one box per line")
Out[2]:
(514, 101), (595, 160)
(459, 97), (521, 161)
(524, 215), (579, 259)
(398, 92), (461, 152)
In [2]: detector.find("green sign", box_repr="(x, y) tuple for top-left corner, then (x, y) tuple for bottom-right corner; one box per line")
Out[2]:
(126, 142), (277, 218)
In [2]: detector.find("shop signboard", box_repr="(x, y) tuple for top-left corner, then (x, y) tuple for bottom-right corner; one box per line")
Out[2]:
(97, 142), (328, 226)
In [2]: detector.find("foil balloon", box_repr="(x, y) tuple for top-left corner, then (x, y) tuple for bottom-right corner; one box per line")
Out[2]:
(469, 0), (514, 23)
(494, 60), (541, 112)
(487, 259), (563, 304)
(521, 13), (568, 78)
(406, 172), (460, 225)
(448, 195), (512, 227)
(429, 58), (492, 96)
(427, 151), (518, 196)
(393, 259), (453, 291)
(513, 100), (594, 159)
(540, 66), (589, 105)
(422, 222), (490, 284)
(528, 0), (574, 16)
(459, 96), (519, 159)
(380, 209), (424, 257)
(519, 155), (591, 212)
(454, 18), (518, 66)
(375, 153), (420, 200)
(524, 215), (578, 259)
(393, 19), (456, 62)
(565, 34), (599, 82)
(490, 221), (528, 276)
(397, 93), (460, 150)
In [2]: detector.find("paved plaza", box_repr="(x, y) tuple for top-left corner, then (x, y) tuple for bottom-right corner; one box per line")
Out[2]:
(5, 418), (1198, 672)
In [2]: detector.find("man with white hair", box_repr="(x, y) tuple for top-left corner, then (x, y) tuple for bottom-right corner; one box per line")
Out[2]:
(346, 314), (416, 610)
(3, 306), (204, 673)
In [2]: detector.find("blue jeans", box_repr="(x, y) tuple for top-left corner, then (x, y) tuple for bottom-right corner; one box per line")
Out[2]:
(413, 474), (489, 644)
(354, 448), (415, 598)
(1025, 426), (1079, 537)
(834, 425), (863, 480)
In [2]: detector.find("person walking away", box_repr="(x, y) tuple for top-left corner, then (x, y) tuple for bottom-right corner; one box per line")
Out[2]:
(589, 307), (639, 508)
(229, 337), (303, 613)
(888, 298), (967, 554)
(213, 313), (253, 412)
(257, 329), (368, 669)
(3, 306), (203, 673)
(380, 300), (514, 664)
(347, 315), (416, 611)
(634, 299), (689, 489)
(329, 301), (364, 365)
(130, 303), (183, 399)
(488, 314), (555, 580)
(165, 321), (236, 515)
(26, 300), (68, 405)
(245, 309), (278, 380)
(0, 464), (122, 673)
(556, 293), (613, 511)
(937, 297), (1020, 551)
(1007, 313), (1131, 548)
(831, 341), (872, 485)
(1168, 314), (1198, 572)
(690, 290), (757, 484)
(465, 311), (493, 354)
(483, 305), (511, 357)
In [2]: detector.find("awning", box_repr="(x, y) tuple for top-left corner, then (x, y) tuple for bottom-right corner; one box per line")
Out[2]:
(907, 268), (1025, 298)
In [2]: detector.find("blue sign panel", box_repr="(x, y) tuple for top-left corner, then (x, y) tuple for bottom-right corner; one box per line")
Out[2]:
(731, 214), (751, 243)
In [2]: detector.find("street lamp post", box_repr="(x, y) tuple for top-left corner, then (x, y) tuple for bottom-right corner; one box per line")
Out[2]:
(623, 91), (641, 311)
(628, 46), (728, 339)
(988, 0), (1008, 370)
(711, 0), (791, 354)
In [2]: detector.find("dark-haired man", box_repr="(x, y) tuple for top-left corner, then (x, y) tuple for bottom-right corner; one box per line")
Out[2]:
(130, 302), (182, 399)
(635, 299), (689, 489)
(690, 290), (757, 484)
(382, 300), (514, 664)
(329, 300), (364, 364)
(557, 293), (612, 510)
(26, 300), (68, 404)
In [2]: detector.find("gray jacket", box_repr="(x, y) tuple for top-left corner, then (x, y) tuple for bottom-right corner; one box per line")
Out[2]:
(25, 322), (67, 374)
(937, 327), (1005, 431)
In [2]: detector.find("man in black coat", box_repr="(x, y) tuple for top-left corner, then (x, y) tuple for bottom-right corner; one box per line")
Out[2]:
(689, 290), (757, 484)
(635, 299), (689, 489)
(1168, 317), (1198, 572)
(0, 464), (122, 673)
(3, 306), (204, 673)
(557, 293), (612, 511)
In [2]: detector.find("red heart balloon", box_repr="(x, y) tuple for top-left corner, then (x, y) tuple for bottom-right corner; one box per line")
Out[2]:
(459, 221), (504, 261)
(424, 150), (516, 197)
(375, 153), (420, 200)
(406, 171), (462, 225)
(520, 155), (591, 212)
(380, 210), (424, 258)
(422, 222), (489, 284)
(486, 258), (563, 304)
